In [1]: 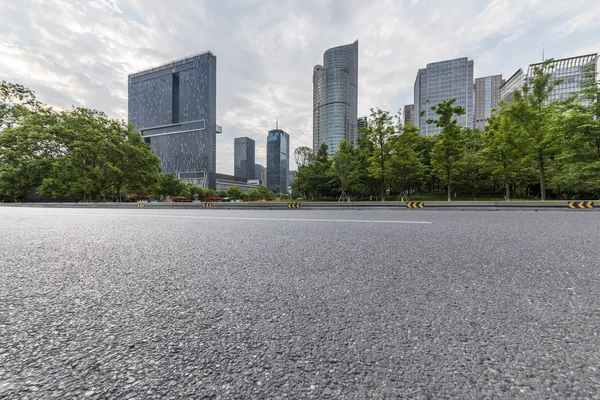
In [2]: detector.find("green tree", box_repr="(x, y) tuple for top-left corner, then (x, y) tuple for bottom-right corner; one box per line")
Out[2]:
(428, 99), (466, 202)
(332, 140), (362, 201)
(549, 63), (600, 198)
(0, 81), (39, 130)
(227, 185), (244, 199)
(387, 123), (424, 200)
(459, 128), (489, 200)
(508, 60), (563, 200)
(364, 108), (397, 200)
(257, 185), (271, 198)
(0, 107), (61, 201)
(154, 173), (187, 198)
(481, 105), (525, 200)
(247, 188), (259, 198)
(36, 108), (160, 202)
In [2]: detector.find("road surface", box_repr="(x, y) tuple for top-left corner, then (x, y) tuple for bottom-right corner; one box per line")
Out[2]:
(0, 208), (599, 398)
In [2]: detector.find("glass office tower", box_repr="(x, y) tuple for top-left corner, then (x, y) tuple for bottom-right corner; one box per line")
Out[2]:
(526, 53), (598, 103)
(266, 129), (290, 194)
(474, 74), (503, 129)
(313, 40), (358, 156)
(414, 57), (474, 136)
(234, 137), (255, 180)
(128, 51), (219, 189)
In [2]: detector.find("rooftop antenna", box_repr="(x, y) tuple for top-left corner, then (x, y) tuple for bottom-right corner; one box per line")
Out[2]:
(276, 117), (278, 130)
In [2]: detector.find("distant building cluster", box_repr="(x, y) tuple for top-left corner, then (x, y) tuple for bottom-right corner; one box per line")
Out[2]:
(403, 53), (598, 134)
(127, 43), (598, 192)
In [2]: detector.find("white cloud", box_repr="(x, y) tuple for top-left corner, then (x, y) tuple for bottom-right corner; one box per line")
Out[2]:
(0, 0), (598, 173)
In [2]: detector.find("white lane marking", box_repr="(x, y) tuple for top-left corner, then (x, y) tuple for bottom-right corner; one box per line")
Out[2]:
(0, 211), (431, 224)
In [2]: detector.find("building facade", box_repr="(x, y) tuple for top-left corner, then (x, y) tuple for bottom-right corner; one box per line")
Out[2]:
(128, 52), (219, 189)
(499, 69), (524, 104)
(215, 173), (260, 193)
(234, 137), (255, 180)
(313, 40), (359, 155)
(357, 116), (367, 138)
(526, 53), (598, 103)
(414, 57), (474, 135)
(474, 75), (503, 129)
(266, 129), (290, 194)
(403, 104), (414, 126)
(254, 163), (266, 185)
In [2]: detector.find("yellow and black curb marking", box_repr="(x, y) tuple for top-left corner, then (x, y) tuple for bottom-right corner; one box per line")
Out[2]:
(136, 203), (146, 208)
(568, 201), (594, 209)
(202, 203), (213, 208)
(287, 203), (302, 209)
(406, 202), (424, 209)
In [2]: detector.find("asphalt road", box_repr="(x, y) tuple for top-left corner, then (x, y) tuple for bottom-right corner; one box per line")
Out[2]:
(0, 208), (599, 399)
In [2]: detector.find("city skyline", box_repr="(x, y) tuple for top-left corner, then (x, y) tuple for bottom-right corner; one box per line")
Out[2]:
(0, 0), (598, 173)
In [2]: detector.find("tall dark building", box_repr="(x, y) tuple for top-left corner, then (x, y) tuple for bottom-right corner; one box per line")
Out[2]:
(128, 52), (219, 189)
(234, 137), (255, 179)
(266, 129), (290, 194)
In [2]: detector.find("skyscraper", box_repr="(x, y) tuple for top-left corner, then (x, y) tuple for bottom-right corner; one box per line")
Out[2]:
(313, 40), (358, 155)
(128, 52), (219, 189)
(526, 53), (598, 103)
(414, 57), (474, 136)
(474, 75), (503, 129)
(266, 128), (290, 194)
(403, 105), (414, 126)
(234, 137), (255, 180)
(500, 69), (524, 104)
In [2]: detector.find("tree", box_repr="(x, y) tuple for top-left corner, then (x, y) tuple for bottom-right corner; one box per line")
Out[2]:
(387, 123), (424, 200)
(481, 105), (525, 200)
(549, 63), (600, 198)
(507, 60), (563, 200)
(364, 108), (397, 200)
(36, 108), (161, 202)
(257, 185), (271, 198)
(294, 146), (313, 168)
(154, 173), (186, 198)
(290, 144), (334, 200)
(459, 128), (488, 200)
(0, 107), (62, 201)
(0, 81), (39, 131)
(332, 140), (362, 201)
(227, 185), (244, 199)
(428, 99), (466, 201)
(247, 188), (259, 198)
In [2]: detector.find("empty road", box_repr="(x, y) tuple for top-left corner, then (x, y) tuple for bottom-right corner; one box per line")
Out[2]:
(0, 208), (599, 399)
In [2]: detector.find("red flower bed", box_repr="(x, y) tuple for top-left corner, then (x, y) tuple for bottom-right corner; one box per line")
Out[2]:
(172, 196), (188, 202)
(127, 194), (150, 201)
(205, 196), (222, 201)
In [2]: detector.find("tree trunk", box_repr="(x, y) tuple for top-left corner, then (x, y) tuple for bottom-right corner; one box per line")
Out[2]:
(447, 184), (452, 202)
(538, 155), (546, 201)
(505, 178), (510, 201)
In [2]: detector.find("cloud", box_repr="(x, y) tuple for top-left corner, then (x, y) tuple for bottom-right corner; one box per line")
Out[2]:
(0, 0), (598, 173)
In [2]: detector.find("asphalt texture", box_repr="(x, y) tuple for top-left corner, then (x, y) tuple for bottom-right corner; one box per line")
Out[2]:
(0, 208), (599, 399)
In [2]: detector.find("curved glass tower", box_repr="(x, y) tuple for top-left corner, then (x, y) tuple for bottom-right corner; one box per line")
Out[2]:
(313, 40), (358, 156)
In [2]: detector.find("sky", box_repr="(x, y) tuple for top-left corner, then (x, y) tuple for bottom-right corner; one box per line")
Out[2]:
(0, 0), (598, 173)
